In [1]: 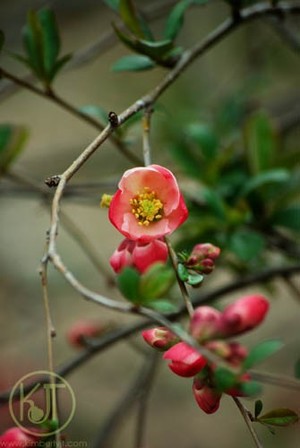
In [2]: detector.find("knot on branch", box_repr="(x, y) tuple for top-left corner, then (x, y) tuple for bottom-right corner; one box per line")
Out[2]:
(45, 175), (61, 188)
(108, 111), (119, 128)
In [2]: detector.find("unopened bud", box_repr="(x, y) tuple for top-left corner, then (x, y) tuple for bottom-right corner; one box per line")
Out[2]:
(163, 342), (207, 377)
(142, 327), (178, 351)
(192, 378), (222, 414)
(67, 319), (104, 348)
(190, 306), (223, 342)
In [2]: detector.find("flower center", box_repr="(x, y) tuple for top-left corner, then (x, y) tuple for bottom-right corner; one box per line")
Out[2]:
(130, 187), (163, 226)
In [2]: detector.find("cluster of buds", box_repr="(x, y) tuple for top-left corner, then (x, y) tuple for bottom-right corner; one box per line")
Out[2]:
(181, 243), (221, 275)
(142, 294), (269, 413)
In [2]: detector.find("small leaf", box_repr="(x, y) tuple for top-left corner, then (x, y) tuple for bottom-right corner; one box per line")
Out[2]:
(164, 0), (191, 41)
(228, 229), (265, 262)
(147, 300), (177, 314)
(244, 340), (283, 370)
(239, 169), (290, 197)
(244, 111), (277, 174)
(186, 123), (218, 160)
(187, 272), (204, 286)
(117, 267), (140, 303)
(258, 408), (299, 427)
(255, 400), (263, 419)
(38, 8), (60, 79)
(214, 367), (237, 392)
(294, 358), (300, 379)
(112, 54), (155, 72)
(240, 381), (262, 397)
(119, 0), (152, 40)
(140, 263), (174, 301)
(51, 53), (72, 78)
(0, 30), (4, 52)
(113, 25), (173, 63)
(177, 263), (189, 282)
(23, 10), (45, 79)
(270, 206), (300, 231)
(0, 124), (28, 173)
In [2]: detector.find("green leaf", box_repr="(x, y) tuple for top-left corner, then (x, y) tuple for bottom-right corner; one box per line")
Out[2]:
(228, 229), (265, 262)
(117, 267), (140, 303)
(168, 142), (201, 179)
(270, 206), (300, 231)
(187, 272), (204, 286)
(294, 358), (300, 379)
(112, 54), (155, 72)
(147, 300), (178, 313)
(240, 381), (262, 397)
(214, 367), (237, 392)
(140, 263), (174, 301)
(239, 169), (290, 197)
(80, 105), (108, 124)
(0, 30), (4, 52)
(51, 53), (72, 78)
(164, 0), (191, 41)
(38, 8), (60, 79)
(244, 111), (277, 174)
(0, 125), (28, 173)
(244, 340), (283, 370)
(177, 263), (189, 281)
(103, 0), (120, 12)
(113, 25), (173, 63)
(255, 400), (263, 419)
(119, 0), (153, 40)
(186, 123), (218, 161)
(23, 10), (45, 79)
(258, 409), (299, 427)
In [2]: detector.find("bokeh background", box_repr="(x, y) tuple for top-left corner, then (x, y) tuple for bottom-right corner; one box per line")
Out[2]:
(0, 1), (299, 447)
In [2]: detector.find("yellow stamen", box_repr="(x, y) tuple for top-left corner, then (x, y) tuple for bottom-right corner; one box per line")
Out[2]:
(130, 187), (163, 226)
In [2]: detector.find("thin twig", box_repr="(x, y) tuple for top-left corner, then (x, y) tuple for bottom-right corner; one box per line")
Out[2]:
(142, 107), (153, 166)
(281, 275), (300, 303)
(233, 397), (263, 448)
(165, 236), (194, 318)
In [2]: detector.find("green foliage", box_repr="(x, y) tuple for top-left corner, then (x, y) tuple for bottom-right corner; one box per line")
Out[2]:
(119, 0), (153, 41)
(240, 381), (262, 397)
(111, 54), (155, 72)
(243, 340), (283, 370)
(257, 409), (299, 427)
(0, 124), (28, 174)
(228, 230), (265, 262)
(214, 367), (237, 392)
(270, 206), (300, 232)
(164, 0), (208, 41)
(18, 9), (70, 86)
(117, 263), (175, 309)
(254, 400), (263, 419)
(117, 267), (140, 303)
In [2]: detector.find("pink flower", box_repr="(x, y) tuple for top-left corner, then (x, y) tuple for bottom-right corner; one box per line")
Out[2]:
(109, 165), (188, 242)
(190, 306), (223, 342)
(142, 327), (178, 351)
(163, 342), (207, 377)
(110, 238), (168, 274)
(192, 378), (222, 414)
(0, 428), (37, 447)
(67, 319), (104, 348)
(221, 294), (269, 337)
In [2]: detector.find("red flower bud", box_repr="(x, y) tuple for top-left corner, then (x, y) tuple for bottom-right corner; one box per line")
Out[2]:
(189, 243), (221, 261)
(0, 428), (37, 447)
(192, 378), (222, 414)
(163, 342), (207, 377)
(142, 327), (178, 351)
(67, 319), (104, 348)
(221, 294), (269, 337)
(190, 306), (223, 342)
